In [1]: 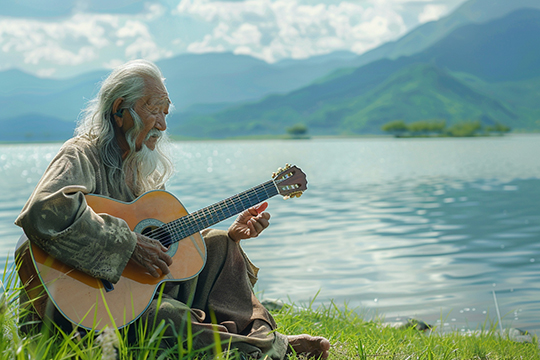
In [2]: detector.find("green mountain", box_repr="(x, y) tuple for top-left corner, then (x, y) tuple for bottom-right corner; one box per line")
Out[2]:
(169, 9), (540, 137)
(336, 64), (523, 133)
(171, 64), (523, 137)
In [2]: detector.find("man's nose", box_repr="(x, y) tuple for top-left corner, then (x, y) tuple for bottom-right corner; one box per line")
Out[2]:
(155, 114), (167, 131)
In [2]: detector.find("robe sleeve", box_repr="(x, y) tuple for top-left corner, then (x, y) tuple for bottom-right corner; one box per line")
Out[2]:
(15, 140), (137, 284)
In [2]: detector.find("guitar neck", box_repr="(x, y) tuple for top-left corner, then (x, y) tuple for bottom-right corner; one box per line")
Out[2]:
(160, 180), (278, 244)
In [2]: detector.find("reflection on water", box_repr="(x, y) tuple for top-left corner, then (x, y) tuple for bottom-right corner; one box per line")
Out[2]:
(1, 135), (539, 334)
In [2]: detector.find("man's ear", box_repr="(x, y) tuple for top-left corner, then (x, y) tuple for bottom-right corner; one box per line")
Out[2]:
(112, 98), (125, 127)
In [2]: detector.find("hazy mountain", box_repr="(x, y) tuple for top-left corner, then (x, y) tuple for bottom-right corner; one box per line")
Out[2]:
(351, 0), (540, 67)
(170, 9), (540, 137)
(0, 51), (359, 125)
(410, 9), (540, 82)
(0, 69), (108, 122)
(0, 114), (74, 142)
(157, 51), (360, 111)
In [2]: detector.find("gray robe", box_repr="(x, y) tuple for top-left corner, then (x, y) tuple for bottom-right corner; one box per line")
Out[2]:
(15, 136), (288, 359)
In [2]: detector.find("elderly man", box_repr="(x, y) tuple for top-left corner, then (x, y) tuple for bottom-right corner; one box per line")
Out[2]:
(15, 60), (330, 359)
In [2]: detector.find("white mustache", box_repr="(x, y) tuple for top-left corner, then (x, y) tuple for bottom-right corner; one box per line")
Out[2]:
(145, 128), (162, 141)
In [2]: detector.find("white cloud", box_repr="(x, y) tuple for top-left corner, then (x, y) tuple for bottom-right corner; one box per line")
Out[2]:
(0, 10), (170, 76)
(117, 20), (150, 38)
(145, 3), (168, 21)
(0, 0), (462, 76)
(0, 17), (108, 66)
(418, 4), (448, 23)
(186, 34), (227, 53)
(103, 58), (125, 70)
(230, 23), (262, 45)
(176, 0), (408, 62)
(125, 36), (172, 60)
(25, 45), (97, 65)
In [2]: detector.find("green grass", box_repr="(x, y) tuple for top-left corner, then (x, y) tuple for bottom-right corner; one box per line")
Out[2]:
(274, 300), (539, 359)
(2, 263), (539, 360)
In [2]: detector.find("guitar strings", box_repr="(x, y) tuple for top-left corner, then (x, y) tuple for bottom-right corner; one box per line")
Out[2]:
(150, 182), (274, 246)
(148, 167), (301, 245)
(146, 180), (278, 247)
(161, 181), (275, 244)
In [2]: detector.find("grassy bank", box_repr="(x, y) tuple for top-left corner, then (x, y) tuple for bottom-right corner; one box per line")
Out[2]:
(275, 301), (539, 359)
(2, 266), (539, 359)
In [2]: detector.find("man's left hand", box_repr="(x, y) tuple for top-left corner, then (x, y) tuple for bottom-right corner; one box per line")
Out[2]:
(228, 202), (270, 242)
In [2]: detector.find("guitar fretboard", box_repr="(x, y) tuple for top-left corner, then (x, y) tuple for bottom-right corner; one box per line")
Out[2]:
(151, 180), (278, 246)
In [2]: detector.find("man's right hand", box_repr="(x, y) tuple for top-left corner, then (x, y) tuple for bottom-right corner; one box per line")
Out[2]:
(131, 233), (173, 278)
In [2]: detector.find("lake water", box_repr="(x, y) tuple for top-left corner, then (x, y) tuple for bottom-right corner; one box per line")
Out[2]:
(1, 135), (539, 335)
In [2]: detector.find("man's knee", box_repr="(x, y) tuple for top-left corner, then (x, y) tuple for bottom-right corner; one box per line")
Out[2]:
(203, 229), (233, 252)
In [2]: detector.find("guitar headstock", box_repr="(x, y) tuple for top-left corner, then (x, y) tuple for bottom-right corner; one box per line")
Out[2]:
(272, 164), (308, 199)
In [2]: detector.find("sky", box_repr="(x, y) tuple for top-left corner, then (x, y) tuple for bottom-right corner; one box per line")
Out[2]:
(0, 0), (468, 78)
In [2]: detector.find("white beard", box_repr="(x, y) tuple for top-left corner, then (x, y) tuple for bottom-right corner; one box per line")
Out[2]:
(123, 128), (173, 196)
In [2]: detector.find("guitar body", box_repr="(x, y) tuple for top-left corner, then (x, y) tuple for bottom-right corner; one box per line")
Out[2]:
(17, 190), (207, 330)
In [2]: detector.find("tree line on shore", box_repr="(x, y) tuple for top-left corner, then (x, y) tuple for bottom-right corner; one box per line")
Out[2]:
(381, 119), (511, 137)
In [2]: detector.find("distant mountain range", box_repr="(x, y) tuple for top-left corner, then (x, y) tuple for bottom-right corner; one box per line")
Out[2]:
(0, 51), (362, 141)
(171, 8), (540, 137)
(1, 0), (540, 141)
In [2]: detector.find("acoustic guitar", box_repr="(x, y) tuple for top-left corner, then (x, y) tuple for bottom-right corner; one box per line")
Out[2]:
(16, 164), (307, 331)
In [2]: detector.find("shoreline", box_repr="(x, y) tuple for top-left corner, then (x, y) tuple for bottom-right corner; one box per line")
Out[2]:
(1, 132), (539, 146)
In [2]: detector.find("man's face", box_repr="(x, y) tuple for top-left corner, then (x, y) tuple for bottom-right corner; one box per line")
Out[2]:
(120, 78), (170, 152)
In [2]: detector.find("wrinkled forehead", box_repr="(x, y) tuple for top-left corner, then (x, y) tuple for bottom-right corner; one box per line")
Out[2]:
(142, 78), (171, 107)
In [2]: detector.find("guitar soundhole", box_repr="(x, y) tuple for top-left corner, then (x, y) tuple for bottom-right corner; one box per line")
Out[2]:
(142, 226), (172, 248)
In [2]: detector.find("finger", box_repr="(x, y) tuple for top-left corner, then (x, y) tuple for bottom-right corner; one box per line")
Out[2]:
(156, 259), (171, 275)
(158, 249), (173, 265)
(146, 263), (160, 278)
(150, 238), (168, 252)
(247, 220), (258, 237)
(259, 211), (271, 220)
(252, 212), (270, 225)
(140, 235), (167, 251)
(249, 219), (264, 235)
(256, 217), (269, 229)
(256, 202), (268, 214)
(236, 208), (256, 222)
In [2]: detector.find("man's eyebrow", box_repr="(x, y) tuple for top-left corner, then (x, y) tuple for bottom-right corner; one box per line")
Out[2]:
(159, 97), (171, 105)
(148, 98), (171, 106)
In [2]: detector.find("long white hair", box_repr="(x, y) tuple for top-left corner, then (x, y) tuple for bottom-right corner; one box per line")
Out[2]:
(75, 59), (174, 196)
